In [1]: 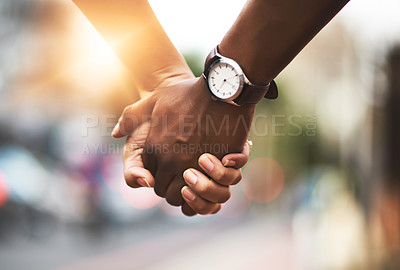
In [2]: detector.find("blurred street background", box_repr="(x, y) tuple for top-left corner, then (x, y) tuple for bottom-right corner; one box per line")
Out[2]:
(0, 0), (399, 269)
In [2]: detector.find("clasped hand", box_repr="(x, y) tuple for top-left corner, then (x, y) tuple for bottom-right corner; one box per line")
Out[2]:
(112, 77), (254, 215)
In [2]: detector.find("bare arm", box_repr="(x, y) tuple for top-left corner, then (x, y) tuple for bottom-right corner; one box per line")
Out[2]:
(73, 0), (250, 216)
(76, 0), (351, 216)
(112, 0), (351, 215)
(220, 0), (350, 85)
(72, 0), (193, 94)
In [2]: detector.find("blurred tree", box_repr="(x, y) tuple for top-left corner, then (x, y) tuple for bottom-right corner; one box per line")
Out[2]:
(183, 52), (204, 77)
(380, 45), (400, 269)
(248, 81), (321, 184)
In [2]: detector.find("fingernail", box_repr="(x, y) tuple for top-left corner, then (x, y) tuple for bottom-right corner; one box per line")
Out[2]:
(183, 169), (197, 186)
(138, 177), (151, 187)
(200, 155), (214, 172)
(112, 123), (119, 137)
(223, 160), (236, 167)
(247, 140), (253, 148)
(182, 186), (196, 201)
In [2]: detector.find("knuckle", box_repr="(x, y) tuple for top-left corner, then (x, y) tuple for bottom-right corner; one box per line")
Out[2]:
(233, 172), (242, 185)
(212, 205), (222, 214)
(166, 194), (183, 207)
(122, 105), (131, 116)
(124, 172), (137, 188)
(197, 180), (211, 195)
(220, 190), (231, 203)
(153, 179), (167, 198)
(123, 171), (131, 182)
(213, 168), (226, 182)
(182, 207), (196, 216)
(197, 205), (210, 215)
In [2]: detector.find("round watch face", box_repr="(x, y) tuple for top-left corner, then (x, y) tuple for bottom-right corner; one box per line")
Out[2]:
(207, 60), (243, 100)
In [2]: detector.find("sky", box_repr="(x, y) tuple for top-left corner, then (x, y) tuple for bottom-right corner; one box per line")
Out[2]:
(148, 0), (400, 56)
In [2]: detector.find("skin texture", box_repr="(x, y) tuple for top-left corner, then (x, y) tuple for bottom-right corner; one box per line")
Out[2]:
(122, 116), (251, 215)
(112, 0), (350, 215)
(219, 0), (350, 85)
(113, 78), (254, 215)
(74, 0), (350, 215)
(72, 0), (193, 95)
(73, 0), (250, 215)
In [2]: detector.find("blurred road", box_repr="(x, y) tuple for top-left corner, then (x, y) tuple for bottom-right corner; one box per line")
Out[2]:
(0, 212), (294, 270)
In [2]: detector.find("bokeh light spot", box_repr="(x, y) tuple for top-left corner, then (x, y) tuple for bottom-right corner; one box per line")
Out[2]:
(242, 157), (285, 203)
(120, 179), (161, 210)
(219, 184), (250, 218)
(0, 171), (9, 207)
(159, 200), (184, 217)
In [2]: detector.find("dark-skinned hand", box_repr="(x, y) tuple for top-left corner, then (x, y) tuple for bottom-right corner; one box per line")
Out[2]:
(113, 77), (254, 215)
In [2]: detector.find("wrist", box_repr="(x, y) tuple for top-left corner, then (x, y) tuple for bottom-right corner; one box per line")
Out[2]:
(219, 39), (274, 86)
(196, 77), (256, 111)
(202, 46), (278, 107)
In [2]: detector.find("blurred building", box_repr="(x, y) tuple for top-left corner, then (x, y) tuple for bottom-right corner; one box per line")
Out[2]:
(0, 0), (399, 270)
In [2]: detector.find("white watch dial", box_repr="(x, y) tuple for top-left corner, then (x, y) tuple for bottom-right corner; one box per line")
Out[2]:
(208, 62), (241, 100)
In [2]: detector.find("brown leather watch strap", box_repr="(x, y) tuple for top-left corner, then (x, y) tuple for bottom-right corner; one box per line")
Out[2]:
(203, 46), (278, 106)
(203, 46), (219, 76)
(233, 80), (278, 105)
(264, 80), (278, 99)
(233, 83), (269, 105)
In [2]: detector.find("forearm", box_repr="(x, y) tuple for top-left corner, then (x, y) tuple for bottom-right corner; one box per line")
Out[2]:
(219, 0), (350, 85)
(73, 0), (193, 95)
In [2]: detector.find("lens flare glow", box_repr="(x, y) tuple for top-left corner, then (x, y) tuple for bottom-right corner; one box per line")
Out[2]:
(0, 171), (9, 207)
(219, 185), (250, 218)
(242, 157), (285, 203)
(120, 179), (161, 210)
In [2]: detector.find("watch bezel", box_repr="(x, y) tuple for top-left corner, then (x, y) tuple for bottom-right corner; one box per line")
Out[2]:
(205, 57), (245, 102)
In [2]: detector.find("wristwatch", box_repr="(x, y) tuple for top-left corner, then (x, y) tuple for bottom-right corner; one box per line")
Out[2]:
(203, 46), (278, 106)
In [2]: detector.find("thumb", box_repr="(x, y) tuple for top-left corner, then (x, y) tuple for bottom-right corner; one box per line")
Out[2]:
(112, 94), (156, 138)
(123, 121), (155, 188)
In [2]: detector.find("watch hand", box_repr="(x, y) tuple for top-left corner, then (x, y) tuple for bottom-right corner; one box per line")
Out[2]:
(225, 80), (235, 87)
(219, 80), (226, 89)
